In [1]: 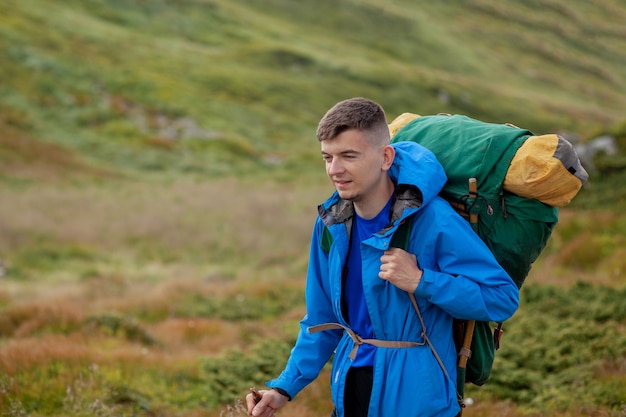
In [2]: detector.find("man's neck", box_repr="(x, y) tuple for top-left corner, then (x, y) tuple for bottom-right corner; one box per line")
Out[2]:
(353, 177), (395, 219)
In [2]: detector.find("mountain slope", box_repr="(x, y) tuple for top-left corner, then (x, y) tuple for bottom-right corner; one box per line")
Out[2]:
(1, 0), (625, 178)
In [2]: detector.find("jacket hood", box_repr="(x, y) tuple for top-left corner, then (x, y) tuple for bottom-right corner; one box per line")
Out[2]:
(388, 141), (447, 208)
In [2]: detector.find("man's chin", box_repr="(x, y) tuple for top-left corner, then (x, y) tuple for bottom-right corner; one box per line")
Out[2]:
(336, 190), (356, 201)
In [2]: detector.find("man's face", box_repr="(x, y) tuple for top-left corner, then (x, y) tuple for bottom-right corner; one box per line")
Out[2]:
(321, 128), (391, 205)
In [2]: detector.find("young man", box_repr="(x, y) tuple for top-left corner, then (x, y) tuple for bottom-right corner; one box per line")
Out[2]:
(247, 98), (519, 417)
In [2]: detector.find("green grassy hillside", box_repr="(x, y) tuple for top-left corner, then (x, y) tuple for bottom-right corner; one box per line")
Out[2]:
(1, 0), (626, 180)
(1, 1), (626, 416)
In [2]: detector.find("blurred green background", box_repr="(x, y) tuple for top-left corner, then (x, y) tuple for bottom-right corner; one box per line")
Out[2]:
(1, 1), (625, 416)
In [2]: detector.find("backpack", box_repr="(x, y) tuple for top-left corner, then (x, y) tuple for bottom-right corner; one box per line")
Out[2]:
(390, 113), (588, 288)
(389, 113), (588, 407)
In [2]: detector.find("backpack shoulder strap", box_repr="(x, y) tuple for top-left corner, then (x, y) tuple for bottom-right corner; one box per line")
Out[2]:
(392, 215), (465, 406)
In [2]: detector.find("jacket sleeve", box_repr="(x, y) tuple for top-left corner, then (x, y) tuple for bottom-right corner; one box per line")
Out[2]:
(266, 218), (342, 399)
(412, 201), (520, 322)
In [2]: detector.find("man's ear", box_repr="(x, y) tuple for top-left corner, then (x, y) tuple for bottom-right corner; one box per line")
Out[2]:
(382, 145), (395, 171)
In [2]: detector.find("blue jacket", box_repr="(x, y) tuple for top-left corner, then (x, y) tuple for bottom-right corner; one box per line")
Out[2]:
(267, 141), (519, 417)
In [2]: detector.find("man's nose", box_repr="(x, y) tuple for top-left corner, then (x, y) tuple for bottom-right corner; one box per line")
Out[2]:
(327, 158), (344, 175)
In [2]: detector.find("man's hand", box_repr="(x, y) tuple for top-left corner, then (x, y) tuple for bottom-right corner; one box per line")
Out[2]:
(379, 247), (422, 292)
(246, 388), (289, 417)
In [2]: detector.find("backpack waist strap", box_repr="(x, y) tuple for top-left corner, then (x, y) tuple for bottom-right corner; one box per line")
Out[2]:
(308, 322), (425, 360)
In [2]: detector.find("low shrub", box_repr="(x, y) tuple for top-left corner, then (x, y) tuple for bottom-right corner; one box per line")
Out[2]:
(472, 283), (626, 412)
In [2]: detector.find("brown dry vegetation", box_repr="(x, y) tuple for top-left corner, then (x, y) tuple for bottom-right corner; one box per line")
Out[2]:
(0, 174), (329, 414)
(528, 209), (626, 287)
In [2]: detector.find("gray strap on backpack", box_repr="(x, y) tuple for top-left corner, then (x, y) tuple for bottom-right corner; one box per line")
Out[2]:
(408, 292), (464, 407)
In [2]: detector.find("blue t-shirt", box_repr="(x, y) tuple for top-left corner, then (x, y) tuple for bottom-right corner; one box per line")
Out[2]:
(344, 197), (393, 367)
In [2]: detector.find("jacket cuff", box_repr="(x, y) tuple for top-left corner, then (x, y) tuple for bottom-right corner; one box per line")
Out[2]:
(272, 387), (292, 401)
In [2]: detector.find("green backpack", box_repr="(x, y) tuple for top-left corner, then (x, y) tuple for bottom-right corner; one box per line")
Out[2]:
(392, 114), (557, 288)
(390, 113), (588, 394)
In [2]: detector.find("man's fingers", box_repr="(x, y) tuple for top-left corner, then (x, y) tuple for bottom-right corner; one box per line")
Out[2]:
(246, 393), (257, 414)
(381, 248), (405, 262)
(380, 249), (395, 265)
(252, 405), (275, 417)
(248, 391), (277, 417)
(247, 391), (268, 414)
(247, 390), (268, 416)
